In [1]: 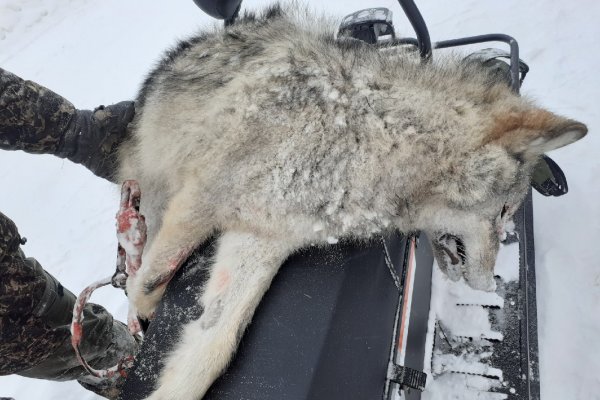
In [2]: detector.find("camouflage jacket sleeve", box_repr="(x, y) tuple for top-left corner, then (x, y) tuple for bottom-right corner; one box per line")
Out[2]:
(0, 67), (134, 182)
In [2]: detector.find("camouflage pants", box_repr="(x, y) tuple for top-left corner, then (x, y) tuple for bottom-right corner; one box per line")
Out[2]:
(0, 212), (136, 398)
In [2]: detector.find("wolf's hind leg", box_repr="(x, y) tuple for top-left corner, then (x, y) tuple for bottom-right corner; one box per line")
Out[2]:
(128, 184), (214, 319)
(144, 231), (292, 400)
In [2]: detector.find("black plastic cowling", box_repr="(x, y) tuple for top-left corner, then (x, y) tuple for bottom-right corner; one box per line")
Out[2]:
(192, 0), (242, 20)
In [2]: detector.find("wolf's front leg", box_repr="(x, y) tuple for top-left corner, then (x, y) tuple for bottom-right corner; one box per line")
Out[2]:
(127, 184), (214, 319)
(145, 231), (292, 400)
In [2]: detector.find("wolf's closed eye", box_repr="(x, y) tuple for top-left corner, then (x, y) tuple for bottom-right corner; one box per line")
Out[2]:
(500, 204), (509, 219)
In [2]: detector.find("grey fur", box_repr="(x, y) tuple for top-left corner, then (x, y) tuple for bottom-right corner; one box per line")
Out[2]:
(199, 298), (224, 330)
(117, 4), (587, 399)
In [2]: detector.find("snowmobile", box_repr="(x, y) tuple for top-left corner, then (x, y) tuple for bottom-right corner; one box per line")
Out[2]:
(103, 1), (570, 398)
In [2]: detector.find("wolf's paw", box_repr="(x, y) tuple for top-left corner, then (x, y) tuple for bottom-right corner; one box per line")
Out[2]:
(126, 273), (166, 320)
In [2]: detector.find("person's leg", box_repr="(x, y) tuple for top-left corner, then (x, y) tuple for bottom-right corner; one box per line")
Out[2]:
(0, 212), (137, 399)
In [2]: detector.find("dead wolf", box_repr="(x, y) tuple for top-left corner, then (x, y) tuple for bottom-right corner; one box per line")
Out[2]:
(116, 4), (587, 399)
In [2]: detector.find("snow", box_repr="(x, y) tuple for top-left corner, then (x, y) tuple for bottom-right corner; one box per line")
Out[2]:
(1, 0), (599, 399)
(422, 257), (508, 397)
(326, 236), (339, 244)
(494, 243), (520, 283)
(424, 374), (508, 400)
(431, 352), (503, 381)
(428, 261), (504, 340)
(421, 258), (509, 395)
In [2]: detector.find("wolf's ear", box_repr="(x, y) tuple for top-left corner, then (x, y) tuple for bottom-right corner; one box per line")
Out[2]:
(489, 109), (587, 160)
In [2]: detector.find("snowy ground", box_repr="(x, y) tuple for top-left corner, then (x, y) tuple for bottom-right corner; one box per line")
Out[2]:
(1, 0), (598, 399)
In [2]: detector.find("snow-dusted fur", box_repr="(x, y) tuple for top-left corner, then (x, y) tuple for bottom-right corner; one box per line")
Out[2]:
(117, 4), (587, 399)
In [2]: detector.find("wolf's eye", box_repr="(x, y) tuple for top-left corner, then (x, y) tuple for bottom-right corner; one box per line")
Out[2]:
(500, 204), (509, 218)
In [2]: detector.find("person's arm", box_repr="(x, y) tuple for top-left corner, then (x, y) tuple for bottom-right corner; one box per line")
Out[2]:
(0, 67), (134, 182)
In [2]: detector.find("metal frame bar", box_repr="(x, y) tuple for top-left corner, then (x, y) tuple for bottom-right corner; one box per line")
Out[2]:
(396, 0), (431, 60)
(519, 190), (542, 400)
(396, 0), (521, 93)
(435, 34), (520, 93)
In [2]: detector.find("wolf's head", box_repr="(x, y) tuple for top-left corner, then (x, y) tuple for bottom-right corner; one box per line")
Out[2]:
(422, 108), (587, 291)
